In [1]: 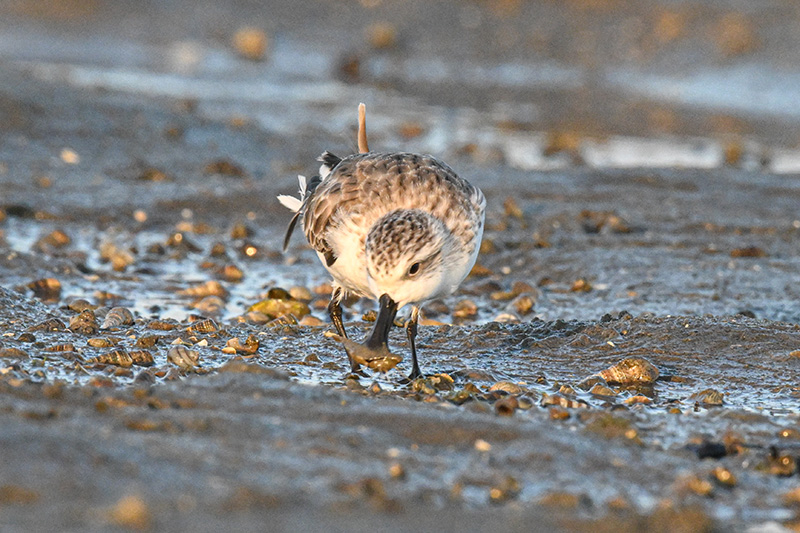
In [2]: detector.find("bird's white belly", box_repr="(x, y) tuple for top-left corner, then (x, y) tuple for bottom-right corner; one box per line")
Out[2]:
(321, 222), (373, 298)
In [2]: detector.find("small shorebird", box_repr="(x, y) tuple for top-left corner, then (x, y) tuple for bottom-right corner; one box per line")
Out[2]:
(279, 105), (485, 379)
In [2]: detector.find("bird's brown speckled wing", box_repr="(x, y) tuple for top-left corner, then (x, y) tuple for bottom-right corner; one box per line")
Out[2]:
(302, 152), (484, 267)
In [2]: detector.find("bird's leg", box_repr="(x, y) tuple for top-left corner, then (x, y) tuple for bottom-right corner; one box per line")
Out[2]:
(328, 286), (360, 374)
(327, 286), (348, 339)
(406, 306), (422, 380)
(325, 293), (402, 375)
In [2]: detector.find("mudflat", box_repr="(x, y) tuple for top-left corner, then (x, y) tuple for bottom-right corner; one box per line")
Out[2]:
(1, 1), (800, 531)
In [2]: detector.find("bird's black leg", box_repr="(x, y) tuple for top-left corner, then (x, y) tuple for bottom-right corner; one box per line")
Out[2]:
(328, 286), (348, 339)
(406, 306), (422, 380)
(328, 286), (360, 373)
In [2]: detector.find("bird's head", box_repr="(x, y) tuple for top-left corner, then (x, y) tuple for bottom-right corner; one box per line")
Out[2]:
(365, 209), (456, 308)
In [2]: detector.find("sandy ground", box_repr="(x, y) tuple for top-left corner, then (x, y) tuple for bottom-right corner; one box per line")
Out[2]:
(2, 1), (800, 531)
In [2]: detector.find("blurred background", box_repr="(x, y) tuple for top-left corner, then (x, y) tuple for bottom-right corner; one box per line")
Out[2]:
(2, 0), (800, 175)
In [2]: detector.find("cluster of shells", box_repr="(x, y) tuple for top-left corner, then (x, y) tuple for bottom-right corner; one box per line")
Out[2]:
(0, 293), (272, 385)
(339, 356), (721, 419)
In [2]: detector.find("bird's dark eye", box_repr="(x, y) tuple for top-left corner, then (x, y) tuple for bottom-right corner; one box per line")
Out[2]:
(408, 262), (421, 276)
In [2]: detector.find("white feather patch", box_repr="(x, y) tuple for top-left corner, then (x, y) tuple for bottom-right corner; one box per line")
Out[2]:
(276, 175), (309, 212)
(277, 195), (302, 212)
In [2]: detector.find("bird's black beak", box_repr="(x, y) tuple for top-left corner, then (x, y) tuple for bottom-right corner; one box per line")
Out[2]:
(365, 293), (397, 351)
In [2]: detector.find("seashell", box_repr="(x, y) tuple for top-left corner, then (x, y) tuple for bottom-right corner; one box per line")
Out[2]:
(411, 378), (436, 395)
(589, 383), (617, 397)
(0, 347), (29, 358)
(87, 337), (115, 348)
(540, 392), (590, 409)
(99, 241), (135, 271)
(247, 298), (310, 320)
(217, 264), (243, 282)
(147, 320), (178, 331)
(44, 343), (75, 352)
(128, 350), (155, 367)
(576, 375), (608, 391)
(289, 286), (313, 301)
(595, 357), (659, 385)
(298, 315), (325, 327)
(209, 242), (228, 258)
(93, 290), (124, 305)
(492, 312), (520, 324)
(264, 287), (292, 300)
(88, 349), (133, 368)
(712, 467), (737, 488)
(490, 290), (516, 301)
(204, 158), (246, 177)
(488, 475), (520, 504)
(34, 229), (71, 251)
(69, 309), (98, 335)
(413, 373), (455, 392)
(65, 298), (96, 313)
(167, 345), (200, 369)
(768, 448), (796, 477)
(489, 381), (526, 394)
(445, 390), (473, 405)
(494, 396), (519, 416)
(242, 311), (269, 324)
(365, 354), (402, 373)
(186, 318), (220, 334)
(27, 278), (61, 300)
(558, 384), (578, 396)
(689, 388), (724, 406)
(134, 335), (159, 348)
(192, 295), (225, 316)
(266, 311), (300, 329)
(177, 280), (228, 299)
(517, 396), (535, 410)
(226, 335), (259, 355)
(623, 395), (652, 406)
(507, 293), (535, 316)
(26, 317), (67, 332)
(230, 222), (252, 239)
(452, 299), (478, 319)
(101, 307), (135, 330)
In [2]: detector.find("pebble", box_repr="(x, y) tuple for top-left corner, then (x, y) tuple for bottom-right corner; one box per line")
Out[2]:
(452, 299), (478, 319)
(232, 27), (269, 60)
(108, 494), (151, 530)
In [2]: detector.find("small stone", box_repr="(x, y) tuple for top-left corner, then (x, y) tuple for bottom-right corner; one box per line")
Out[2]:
(730, 246), (767, 258)
(108, 494), (151, 530)
(570, 278), (592, 292)
(289, 286), (313, 301)
(508, 293), (535, 315)
(689, 388), (724, 407)
(489, 381), (525, 394)
(453, 299), (478, 319)
(299, 315), (325, 327)
(711, 466), (737, 488)
(474, 439), (491, 452)
(366, 22), (397, 49)
(232, 27), (269, 61)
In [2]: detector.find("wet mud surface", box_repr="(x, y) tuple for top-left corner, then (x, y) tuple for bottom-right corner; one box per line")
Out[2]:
(2, 0), (800, 531)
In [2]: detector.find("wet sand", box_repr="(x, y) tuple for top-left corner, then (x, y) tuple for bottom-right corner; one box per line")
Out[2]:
(2, 1), (800, 531)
